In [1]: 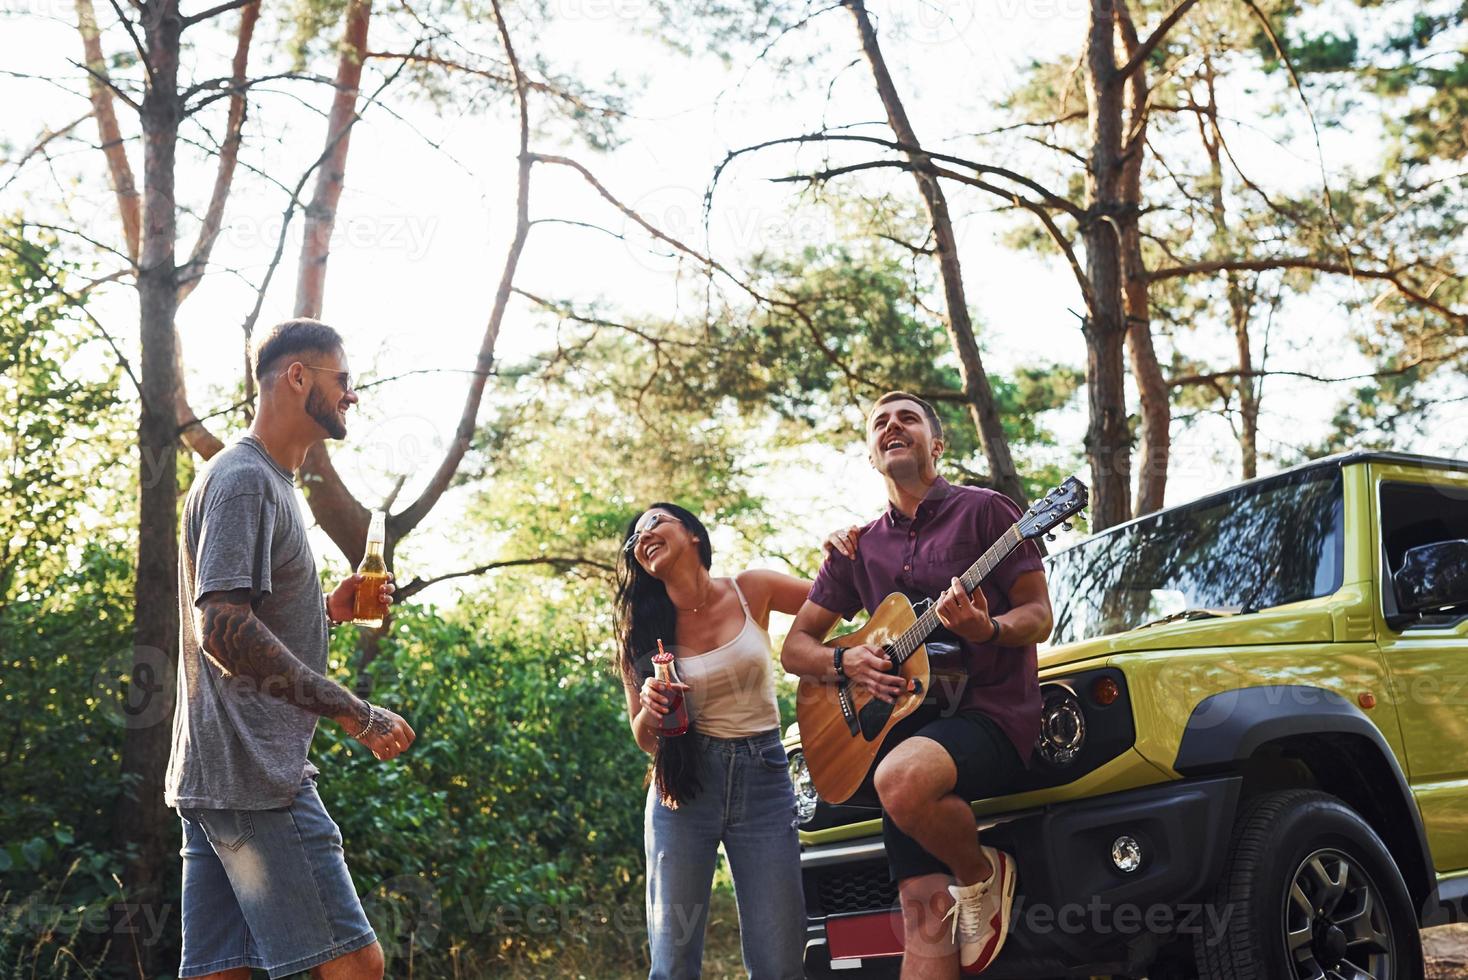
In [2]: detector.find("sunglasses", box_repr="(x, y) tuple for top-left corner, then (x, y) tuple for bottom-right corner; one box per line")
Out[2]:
(624, 513), (676, 554)
(302, 364), (355, 393)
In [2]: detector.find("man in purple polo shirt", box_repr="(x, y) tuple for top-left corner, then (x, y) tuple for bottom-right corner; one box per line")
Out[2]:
(782, 391), (1053, 978)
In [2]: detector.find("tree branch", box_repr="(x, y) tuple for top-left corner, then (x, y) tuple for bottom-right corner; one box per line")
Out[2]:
(1113, 0), (1199, 83)
(177, 0), (258, 303)
(774, 157), (1095, 309)
(103, 0), (152, 88)
(364, 50), (623, 120)
(1147, 257), (1466, 325)
(397, 556), (615, 601)
(712, 130), (1082, 218)
(0, 113), (92, 195)
(182, 0), (256, 26)
(391, 0), (531, 540)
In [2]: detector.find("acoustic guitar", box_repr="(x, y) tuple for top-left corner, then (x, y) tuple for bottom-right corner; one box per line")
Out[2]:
(796, 477), (1089, 805)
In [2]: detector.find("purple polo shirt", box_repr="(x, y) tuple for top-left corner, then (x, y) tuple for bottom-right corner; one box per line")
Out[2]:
(809, 476), (1045, 764)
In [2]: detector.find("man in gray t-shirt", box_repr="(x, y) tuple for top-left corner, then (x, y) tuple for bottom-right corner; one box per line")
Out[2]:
(167, 318), (414, 980)
(167, 433), (333, 808)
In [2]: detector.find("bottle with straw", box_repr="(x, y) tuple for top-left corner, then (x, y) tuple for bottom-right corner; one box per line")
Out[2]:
(651, 639), (691, 736)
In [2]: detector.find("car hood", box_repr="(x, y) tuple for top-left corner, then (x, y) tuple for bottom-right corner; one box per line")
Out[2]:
(1037, 603), (1336, 671)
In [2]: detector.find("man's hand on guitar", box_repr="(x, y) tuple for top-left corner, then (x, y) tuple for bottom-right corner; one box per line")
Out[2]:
(935, 576), (998, 644)
(844, 644), (912, 704)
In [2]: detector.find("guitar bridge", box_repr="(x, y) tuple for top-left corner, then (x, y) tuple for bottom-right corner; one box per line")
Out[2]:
(837, 681), (859, 737)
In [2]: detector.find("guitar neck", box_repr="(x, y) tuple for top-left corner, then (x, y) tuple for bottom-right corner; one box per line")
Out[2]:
(890, 525), (1025, 664)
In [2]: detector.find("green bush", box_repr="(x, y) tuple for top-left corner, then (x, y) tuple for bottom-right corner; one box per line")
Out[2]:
(312, 597), (653, 977)
(0, 544), (139, 978)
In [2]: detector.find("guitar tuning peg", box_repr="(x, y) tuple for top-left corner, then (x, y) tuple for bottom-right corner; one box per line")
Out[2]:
(1045, 532), (1057, 542)
(1061, 521), (1073, 531)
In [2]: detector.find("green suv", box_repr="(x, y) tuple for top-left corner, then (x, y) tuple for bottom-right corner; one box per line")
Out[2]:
(787, 451), (1468, 978)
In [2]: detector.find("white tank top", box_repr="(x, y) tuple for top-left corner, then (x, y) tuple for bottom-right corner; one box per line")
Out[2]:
(675, 578), (781, 738)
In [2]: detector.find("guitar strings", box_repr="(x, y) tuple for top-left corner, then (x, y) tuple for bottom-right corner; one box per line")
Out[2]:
(885, 525), (1023, 665)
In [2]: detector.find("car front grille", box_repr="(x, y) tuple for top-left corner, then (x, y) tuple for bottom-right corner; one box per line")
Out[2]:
(813, 863), (899, 916)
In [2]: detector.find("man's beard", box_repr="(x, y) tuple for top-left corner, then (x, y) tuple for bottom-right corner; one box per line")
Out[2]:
(306, 386), (348, 439)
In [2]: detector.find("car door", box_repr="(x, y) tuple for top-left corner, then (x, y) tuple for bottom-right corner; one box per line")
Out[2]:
(1373, 462), (1468, 873)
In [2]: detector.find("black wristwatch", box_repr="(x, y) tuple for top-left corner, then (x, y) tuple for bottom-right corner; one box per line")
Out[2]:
(832, 646), (847, 678)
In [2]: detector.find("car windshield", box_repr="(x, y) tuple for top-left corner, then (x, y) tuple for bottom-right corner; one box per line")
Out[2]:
(1045, 467), (1345, 645)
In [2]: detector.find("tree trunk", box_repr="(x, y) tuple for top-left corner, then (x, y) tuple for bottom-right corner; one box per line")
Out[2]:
(1081, 0), (1134, 530)
(291, 0), (375, 561)
(1234, 301), (1259, 478)
(294, 0), (373, 319)
(843, 0), (1029, 510)
(1115, 0), (1169, 517)
(112, 1), (183, 972)
(76, 0), (141, 262)
(1199, 59), (1260, 480)
(177, 0), (259, 306)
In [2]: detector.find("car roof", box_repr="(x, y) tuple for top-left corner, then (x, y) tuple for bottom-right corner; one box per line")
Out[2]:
(1048, 450), (1468, 555)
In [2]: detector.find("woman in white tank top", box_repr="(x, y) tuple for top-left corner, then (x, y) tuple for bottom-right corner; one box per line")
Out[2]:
(615, 503), (812, 980)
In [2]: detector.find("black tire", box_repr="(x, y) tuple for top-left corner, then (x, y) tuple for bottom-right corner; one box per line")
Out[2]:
(1193, 788), (1424, 979)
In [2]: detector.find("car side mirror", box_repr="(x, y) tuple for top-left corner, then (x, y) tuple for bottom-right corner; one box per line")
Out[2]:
(1395, 539), (1468, 615)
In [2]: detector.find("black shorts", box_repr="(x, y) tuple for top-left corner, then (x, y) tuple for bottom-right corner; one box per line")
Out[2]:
(878, 709), (1025, 881)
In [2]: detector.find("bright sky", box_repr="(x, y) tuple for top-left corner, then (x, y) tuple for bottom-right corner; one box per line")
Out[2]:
(5, 0), (1464, 602)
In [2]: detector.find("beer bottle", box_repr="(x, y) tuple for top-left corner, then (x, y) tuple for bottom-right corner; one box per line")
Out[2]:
(353, 511), (389, 628)
(652, 639), (690, 737)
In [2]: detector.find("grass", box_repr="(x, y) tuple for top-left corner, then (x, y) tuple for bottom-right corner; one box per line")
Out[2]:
(495, 883), (747, 980)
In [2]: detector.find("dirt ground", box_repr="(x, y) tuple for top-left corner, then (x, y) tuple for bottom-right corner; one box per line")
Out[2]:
(1426, 924), (1468, 978)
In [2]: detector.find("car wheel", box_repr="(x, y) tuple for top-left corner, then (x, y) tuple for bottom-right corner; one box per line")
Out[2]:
(1193, 788), (1424, 979)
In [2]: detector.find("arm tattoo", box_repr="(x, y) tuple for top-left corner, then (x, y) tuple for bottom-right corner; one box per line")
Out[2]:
(200, 593), (368, 730)
(367, 707), (394, 737)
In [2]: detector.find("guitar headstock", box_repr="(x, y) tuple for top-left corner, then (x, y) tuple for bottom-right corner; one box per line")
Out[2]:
(1018, 476), (1089, 542)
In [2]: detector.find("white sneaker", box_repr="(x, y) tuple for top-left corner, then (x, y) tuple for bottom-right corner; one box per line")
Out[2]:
(944, 846), (1016, 974)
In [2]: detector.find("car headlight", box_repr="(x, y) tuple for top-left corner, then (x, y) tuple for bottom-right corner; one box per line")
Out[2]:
(789, 751), (819, 824)
(1036, 688), (1086, 767)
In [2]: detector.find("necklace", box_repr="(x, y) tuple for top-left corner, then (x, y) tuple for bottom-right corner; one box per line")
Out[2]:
(671, 578), (715, 614)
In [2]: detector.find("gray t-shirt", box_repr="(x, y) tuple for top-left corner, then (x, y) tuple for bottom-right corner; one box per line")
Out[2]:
(165, 435), (330, 810)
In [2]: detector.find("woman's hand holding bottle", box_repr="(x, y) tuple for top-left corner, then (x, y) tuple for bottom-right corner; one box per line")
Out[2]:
(639, 676), (691, 718)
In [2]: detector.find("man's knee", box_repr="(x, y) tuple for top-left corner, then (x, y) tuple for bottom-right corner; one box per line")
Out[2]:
(874, 740), (951, 825)
(313, 940), (384, 980)
(874, 757), (918, 823)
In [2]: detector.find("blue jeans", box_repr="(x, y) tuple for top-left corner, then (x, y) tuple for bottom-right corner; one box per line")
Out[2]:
(177, 776), (376, 978)
(645, 729), (806, 980)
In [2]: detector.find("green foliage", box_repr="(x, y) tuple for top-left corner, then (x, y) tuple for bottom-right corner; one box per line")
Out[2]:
(313, 599), (652, 975)
(0, 544), (136, 977)
(0, 227), (128, 606)
(0, 226), (138, 977)
(281, 0), (350, 70)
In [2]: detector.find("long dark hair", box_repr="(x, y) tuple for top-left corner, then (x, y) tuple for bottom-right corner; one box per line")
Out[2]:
(614, 502), (712, 809)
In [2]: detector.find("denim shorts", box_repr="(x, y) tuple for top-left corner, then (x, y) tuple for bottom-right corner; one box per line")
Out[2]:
(178, 776), (377, 978)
